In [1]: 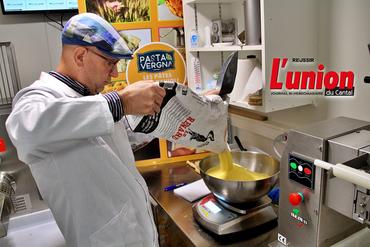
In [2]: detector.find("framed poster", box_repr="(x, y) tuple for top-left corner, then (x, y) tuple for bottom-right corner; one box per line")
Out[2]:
(84, 0), (150, 23)
(78, 0), (209, 167)
(158, 0), (182, 21)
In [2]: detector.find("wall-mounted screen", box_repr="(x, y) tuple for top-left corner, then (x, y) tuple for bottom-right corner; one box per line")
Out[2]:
(1, 0), (78, 14)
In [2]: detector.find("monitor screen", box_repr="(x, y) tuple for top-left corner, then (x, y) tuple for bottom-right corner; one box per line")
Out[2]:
(1, 0), (78, 14)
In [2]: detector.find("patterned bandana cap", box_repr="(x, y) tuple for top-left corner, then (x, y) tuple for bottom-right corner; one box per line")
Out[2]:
(62, 13), (133, 59)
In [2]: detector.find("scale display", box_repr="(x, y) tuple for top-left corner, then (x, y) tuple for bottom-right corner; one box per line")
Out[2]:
(196, 195), (238, 224)
(192, 194), (277, 235)
(204, 200), (222, 214)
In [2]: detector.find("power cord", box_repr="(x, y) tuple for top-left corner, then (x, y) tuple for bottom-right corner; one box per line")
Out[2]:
(44, 13), (64, 30)
(60, 13), (64, 28)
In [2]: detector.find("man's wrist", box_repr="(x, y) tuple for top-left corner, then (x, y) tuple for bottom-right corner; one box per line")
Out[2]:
(102, 91), (124, 122)
(118, 90), (129, 115)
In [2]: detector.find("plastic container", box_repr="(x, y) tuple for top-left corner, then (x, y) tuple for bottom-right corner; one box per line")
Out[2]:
(190, 29), (199, 48)
(204, 26), (211, 46)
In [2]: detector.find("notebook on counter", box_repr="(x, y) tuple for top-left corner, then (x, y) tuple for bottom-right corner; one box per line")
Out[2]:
(174, 179), (211, 202)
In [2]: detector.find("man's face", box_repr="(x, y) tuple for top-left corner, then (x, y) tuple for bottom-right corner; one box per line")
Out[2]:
(83, 47), (120, 94)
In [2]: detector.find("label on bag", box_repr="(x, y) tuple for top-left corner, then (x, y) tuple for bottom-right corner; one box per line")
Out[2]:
(126, 82), (228, 153)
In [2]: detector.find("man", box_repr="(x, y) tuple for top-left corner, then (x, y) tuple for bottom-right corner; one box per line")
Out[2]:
(6, 13), (165, 247)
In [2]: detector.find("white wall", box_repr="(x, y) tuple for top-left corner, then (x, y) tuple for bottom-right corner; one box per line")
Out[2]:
(0, 13), (73, 88)
(267, 0), (330, 129)
(269, 0), (370, 125)
(324, 0), (370, 121)
(232, 0), (370, 154)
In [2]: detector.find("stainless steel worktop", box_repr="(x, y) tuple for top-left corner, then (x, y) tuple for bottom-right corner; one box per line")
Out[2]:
(141, 162), (278, 247)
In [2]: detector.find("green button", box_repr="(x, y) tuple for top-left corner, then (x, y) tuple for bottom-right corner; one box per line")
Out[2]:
(290, 162), (297, 169)
(292, 209), (300, 215)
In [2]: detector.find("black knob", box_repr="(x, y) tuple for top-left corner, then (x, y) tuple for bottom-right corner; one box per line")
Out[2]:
(364, 76), (370, 83)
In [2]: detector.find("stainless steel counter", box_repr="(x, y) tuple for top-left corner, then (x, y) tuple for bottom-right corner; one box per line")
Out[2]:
(141, 162), (278, 247)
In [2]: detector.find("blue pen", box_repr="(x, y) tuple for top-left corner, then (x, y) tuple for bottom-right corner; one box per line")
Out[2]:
(164, 182), (187, 191)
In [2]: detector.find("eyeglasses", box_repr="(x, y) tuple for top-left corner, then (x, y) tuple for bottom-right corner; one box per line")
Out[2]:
(86, 48), (120, 72)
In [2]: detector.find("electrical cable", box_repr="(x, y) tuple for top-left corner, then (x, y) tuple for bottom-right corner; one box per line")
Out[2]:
(44, 13), (64, 30)
(160, 28), (175, 39)
(60, 13), (64, 28)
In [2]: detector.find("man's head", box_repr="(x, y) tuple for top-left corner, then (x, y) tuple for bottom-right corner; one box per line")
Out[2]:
(58, 13), (132, 94)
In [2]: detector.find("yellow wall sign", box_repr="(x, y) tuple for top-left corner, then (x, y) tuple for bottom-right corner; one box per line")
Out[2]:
(126, 42), (186, 85)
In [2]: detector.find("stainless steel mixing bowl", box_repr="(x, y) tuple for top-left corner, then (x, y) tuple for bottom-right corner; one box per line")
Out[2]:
(199, 151), (280, 204)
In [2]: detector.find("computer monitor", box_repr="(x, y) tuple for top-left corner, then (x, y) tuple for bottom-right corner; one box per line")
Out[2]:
(1, 0), (78, 14)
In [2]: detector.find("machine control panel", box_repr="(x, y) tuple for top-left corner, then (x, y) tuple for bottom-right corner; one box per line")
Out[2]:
(289, 154), (315, 189)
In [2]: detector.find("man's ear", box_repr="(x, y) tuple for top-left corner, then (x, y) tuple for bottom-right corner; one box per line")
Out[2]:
(74, 47), (87, 68)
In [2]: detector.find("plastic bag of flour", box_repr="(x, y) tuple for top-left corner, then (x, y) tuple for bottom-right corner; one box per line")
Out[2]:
(125, 82), (228, 153)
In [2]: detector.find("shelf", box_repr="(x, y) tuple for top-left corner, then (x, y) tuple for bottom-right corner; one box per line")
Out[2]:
(229, 101), (266, 113)
(229, 104), (268, 121)
(189, 46), (241, 52)
(184, 0), (318, 113)
(189, 45), (262, 52)
(241, 45), (263, 50)
(185, 0), (242, 4)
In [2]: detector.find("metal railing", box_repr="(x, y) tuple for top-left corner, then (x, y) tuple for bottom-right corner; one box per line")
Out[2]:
(0, 42), (21, 106)
(0, 42), (21, 237)
(0, 172), (15, 238)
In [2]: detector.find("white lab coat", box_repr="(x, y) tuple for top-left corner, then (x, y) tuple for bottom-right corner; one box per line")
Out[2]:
(6, 72), (159, 247)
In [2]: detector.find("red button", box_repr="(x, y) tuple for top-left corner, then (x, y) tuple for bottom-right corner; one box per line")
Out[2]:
(289, 192), (304, 206)
(0, 138), (6, 152)
(304, 168), (312, 175)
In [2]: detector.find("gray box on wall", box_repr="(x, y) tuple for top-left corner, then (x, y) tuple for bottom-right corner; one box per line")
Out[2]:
(211, 19), (237, 44)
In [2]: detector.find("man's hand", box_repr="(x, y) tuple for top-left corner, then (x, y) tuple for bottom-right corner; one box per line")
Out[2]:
(118, 80), (166, 115)
(202, 89), (220, 96)
(202, 89), (224, 103)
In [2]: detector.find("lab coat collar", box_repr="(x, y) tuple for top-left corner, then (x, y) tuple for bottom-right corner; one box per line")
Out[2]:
(39, 72), (86, 98)
(48, 71), (91, 96)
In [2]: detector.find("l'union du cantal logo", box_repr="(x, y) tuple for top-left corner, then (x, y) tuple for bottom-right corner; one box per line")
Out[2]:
(269, 57), (355, 96)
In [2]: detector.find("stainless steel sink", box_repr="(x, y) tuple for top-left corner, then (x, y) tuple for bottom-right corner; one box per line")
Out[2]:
(0, 208), (66, 247)
(0, 110), (49, 237)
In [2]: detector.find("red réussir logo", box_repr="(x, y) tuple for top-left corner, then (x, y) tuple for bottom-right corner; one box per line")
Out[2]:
(269, 58), (354, 91)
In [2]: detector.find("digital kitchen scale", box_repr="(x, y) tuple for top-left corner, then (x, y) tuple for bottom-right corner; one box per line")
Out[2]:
(192, 194), (277, 235)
